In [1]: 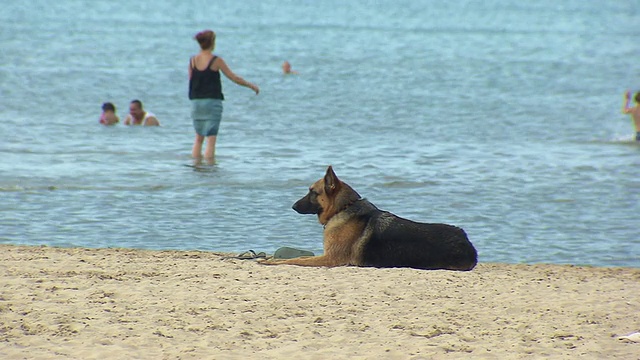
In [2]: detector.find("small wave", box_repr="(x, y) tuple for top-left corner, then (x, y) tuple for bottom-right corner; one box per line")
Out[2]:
(549, 198), (575, 203)
(587, 134), (640, 145)
(609, 135), (638, 143)
(378, 180), (440, 189)
(0, 184), (171, 192)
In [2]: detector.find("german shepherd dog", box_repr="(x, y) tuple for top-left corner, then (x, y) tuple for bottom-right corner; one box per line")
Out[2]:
(261, 166), (478, 271)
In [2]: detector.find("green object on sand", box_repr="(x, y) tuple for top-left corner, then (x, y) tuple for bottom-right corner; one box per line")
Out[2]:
(273, 247), (315, 259)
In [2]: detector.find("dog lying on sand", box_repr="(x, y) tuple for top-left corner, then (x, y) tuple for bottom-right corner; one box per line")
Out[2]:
(261, 166), (477, 271)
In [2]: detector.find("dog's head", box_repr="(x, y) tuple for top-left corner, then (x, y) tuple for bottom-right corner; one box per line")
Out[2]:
(292, 166), (361, 225)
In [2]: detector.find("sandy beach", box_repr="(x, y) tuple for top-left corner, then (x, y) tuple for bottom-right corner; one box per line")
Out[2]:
(0, 245), (638, 359)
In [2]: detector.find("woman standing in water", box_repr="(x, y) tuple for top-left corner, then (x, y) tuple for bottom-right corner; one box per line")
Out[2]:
(189, 29), (259, 162)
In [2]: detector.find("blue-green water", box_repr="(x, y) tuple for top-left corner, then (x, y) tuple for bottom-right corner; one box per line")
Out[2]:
(1, 0), (639, 267)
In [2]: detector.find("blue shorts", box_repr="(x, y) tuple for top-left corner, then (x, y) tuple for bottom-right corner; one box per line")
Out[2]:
(191, 99), (223, 136)
(636, 132), (640, 141)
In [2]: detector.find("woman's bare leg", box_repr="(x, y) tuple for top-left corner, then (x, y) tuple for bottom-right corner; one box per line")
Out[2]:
(204, 135), (217, 160)
(192, 134), (205, 158)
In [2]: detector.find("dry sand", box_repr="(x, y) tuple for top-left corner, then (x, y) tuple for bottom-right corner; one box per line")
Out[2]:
(0, 245), (638, 359)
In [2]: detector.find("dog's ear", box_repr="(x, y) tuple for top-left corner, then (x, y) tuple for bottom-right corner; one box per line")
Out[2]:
(324, 165), (340, 195)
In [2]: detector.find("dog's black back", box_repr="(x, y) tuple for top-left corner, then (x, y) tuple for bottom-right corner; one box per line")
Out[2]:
(352, 200), (478, 270)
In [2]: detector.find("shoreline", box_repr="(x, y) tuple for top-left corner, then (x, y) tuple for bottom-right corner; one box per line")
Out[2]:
(1, 244), (639, 359)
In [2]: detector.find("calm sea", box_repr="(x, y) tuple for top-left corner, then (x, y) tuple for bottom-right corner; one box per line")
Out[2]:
(1, 0), (639, 267)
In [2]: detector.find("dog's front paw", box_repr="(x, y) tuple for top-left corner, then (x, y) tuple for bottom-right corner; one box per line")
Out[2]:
(257, 258), (284, 265)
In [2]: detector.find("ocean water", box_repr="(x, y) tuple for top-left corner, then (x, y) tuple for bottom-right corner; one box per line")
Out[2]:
(1, 0), (639, 267)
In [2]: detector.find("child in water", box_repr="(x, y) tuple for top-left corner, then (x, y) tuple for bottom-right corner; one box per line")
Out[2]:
(99, 102), (120, 126)
(622, 90), (640, 141)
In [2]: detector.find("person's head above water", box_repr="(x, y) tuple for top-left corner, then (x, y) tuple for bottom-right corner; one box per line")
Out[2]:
(102, 102), (116, 112)
(128, 99), (145, 119)
(282, 61), (297, 74)
(195, 30), (216, 51)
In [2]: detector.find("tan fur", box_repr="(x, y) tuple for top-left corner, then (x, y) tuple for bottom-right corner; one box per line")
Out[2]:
(314, 177), (335, 226)
(322, 215), (368, 265)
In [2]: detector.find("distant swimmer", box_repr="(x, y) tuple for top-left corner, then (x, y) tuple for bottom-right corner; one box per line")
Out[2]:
(282, 61), (298, 75)
(124, 100), (160, 126)
(99, 102), (119, 126)
(622, 90), (640, 141)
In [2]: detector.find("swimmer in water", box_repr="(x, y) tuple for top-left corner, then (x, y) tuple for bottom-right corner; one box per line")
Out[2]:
(282, 60), (298, 75)
(124, 100), (160, 126)
(99, 102), (119, 126)
(622, 90), (640, 141)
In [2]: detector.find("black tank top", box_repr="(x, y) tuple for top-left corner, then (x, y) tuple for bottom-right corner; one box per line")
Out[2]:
(189, 56), (224, 100)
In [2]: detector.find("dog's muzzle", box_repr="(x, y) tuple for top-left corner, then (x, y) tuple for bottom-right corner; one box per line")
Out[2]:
(292, 195), (320, 215)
